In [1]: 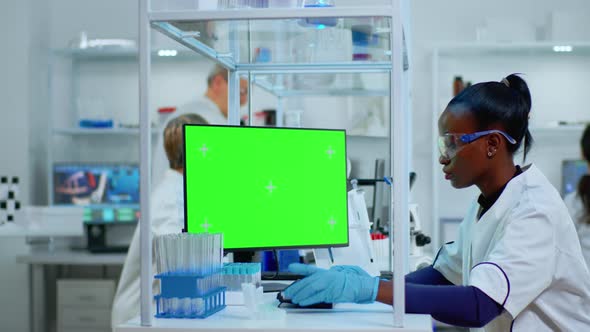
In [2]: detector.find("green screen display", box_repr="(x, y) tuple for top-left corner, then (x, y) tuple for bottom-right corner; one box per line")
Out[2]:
(183, 125), (348, 250)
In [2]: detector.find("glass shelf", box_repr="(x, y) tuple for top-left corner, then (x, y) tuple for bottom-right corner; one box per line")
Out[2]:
(252, 72), (389, 97)
(530, 124), (587, 134)
(52, 47), (203, 60)
(53, 128), (160, 135)
(435, 42), (590, 57)
(150, 8), (394, 68)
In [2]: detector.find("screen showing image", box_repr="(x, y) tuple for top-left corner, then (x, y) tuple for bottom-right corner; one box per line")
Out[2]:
(562, 159), (588, 196)
(184, 125), (348, 251)
(53, 163), (140, 206)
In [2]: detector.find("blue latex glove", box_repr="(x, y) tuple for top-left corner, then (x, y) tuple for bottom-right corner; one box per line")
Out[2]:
(283, 263), (379, 306)
(289, 263), (371, 277)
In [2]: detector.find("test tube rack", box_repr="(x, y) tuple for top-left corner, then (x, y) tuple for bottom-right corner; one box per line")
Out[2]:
(154, 272), (226, 319)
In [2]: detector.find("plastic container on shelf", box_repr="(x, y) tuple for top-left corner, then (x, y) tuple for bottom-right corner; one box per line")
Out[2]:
(298, 0), (338, 28)
(351, 20), (375, 61)
(268, 0), (299, 8)
(291, 25), (352, 89)
(453, 76), (464, 97)
(77, 97), (113, 128)
(157, 106), (177, 126)
(284, 110), (304, 128)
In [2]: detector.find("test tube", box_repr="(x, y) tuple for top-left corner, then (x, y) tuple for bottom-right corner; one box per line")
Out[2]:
(206, 234), (211, 292)
(211, 233), (215, 289)
(192, 233), (198, 274)
(164, 235), (173, 274)
(154, 236), (162, 274)
(256, 263), (261, 286)
(184, 233), (192, 273)
(177, 234), (184, 273)
(182, 297), (191, 317)
(223, 263), (228, 289)
(219, 233), (224, 289)
(229, 263), (238, 291)
(208, 233), (213, 275)
(197, 234), (203, 276)
(191, 234), (199, 274)
(245, 265), (250, 286)
(160, 235), (168, 274)
(216, 235), (221, 288)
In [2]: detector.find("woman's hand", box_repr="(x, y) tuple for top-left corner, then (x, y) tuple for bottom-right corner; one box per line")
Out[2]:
(283, 263), (379, 306)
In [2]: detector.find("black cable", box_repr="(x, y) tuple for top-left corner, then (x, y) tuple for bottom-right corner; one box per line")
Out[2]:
(262, 249), (280, 280)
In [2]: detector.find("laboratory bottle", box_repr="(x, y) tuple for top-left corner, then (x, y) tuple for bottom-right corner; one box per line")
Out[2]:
(453, 76), (464, 96)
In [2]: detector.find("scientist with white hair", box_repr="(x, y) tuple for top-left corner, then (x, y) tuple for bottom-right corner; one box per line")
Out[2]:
(152, 65), (248, 182)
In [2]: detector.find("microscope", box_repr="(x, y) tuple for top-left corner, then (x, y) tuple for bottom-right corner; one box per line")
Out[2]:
(408, 204), (433, 271)
(348, 170), (433, 272)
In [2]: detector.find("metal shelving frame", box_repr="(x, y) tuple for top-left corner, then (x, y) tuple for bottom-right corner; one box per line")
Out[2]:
(139, 1), (410, 327)
(46, 46), (201, 204)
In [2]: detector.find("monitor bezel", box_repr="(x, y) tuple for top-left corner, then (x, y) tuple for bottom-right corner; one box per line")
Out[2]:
(182, 124), (350, 252)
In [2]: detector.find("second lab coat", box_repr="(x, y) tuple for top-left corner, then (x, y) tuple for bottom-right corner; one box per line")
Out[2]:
(111, 169), (184, 329)
(564, 191), (590, 270)
(434, 164), (590, 331)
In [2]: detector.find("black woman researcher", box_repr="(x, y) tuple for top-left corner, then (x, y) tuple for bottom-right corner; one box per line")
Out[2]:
(282, 74), (590, 331)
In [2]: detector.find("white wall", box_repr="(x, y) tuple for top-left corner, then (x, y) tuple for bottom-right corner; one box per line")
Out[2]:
(0, 1), (32, 331)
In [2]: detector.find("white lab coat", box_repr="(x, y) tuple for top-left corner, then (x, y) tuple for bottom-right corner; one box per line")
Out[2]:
(111, 169), (184, 329)
(434, 164), (590, 331)
(564, 191), (590, 270)
(152, 97), (227, 184)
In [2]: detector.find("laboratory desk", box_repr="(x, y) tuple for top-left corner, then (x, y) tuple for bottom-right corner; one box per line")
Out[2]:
(16, 250), (127, 332)
(116, 293), (432, 332)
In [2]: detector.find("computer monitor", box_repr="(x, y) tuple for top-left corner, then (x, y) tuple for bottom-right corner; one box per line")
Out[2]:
(52, 163), (140, 224)
(562, 159), (588, 196)
(183, 124), (349, 251)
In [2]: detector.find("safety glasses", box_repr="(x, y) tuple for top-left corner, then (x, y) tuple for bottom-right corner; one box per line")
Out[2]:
(438, 129), (517, 160)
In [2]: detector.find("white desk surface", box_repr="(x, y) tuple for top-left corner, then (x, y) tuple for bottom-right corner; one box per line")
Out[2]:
(116, 298), (432, 332)
(0, 222), (82, 237)
(16, 250), (127, 265)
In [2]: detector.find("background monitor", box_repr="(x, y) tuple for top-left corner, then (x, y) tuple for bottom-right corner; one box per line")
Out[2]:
(53, 163), (140, 223)
(562, 159), (588, 196)
(183, 125), (349, 251)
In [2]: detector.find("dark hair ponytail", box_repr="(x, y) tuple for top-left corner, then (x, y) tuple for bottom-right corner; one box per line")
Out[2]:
(504, 74), (533, 160)
(447, 73), (533, 160)
(579, 125), (590, 224)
